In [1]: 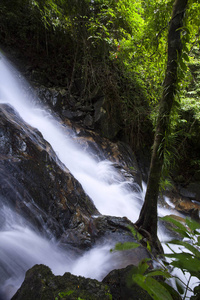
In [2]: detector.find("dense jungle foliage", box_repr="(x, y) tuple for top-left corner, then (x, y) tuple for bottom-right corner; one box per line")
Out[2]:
(0, 0), (200, 188)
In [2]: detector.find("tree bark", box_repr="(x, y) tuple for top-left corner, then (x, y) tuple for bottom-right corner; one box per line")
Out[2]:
(135, 0), (188, 251)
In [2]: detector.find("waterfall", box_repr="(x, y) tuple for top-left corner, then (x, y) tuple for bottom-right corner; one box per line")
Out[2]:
(0, 54), (145, 299)
(0, 53), (194, 299)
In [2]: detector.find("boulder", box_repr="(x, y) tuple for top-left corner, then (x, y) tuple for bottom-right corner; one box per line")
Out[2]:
(11, 264), (112, 300)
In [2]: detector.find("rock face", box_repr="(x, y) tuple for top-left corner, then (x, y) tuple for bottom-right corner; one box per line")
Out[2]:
(0, 103), (99, 244)
(34, 84), (121, 140)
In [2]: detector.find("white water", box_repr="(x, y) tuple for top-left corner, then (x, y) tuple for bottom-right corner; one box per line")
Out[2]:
(0, 54), (145, 299)
(0, 54), (195, 299)
(0, 56), (143, 221)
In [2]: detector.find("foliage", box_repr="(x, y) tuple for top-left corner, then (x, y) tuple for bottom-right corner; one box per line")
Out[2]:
(0, 0), (200, 177)
(113, 217), (200, 299)
(162, 216), (200, 281)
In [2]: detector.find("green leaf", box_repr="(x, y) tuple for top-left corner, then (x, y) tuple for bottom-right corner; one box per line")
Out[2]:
(182, 52), (189, 62)
(161, 216), (187, 231)
(172, 228), (191, 239)
(114, 241), (140, 251)
(168, 239), (200, 258)
(146, 269), (171, 279)
(128, 225), (143, 241)
(179, 59), (187, 71)
(165, 252), (200, 278)
(185, 217), (200, 232)
(161, 216), (190, 238)
(146, 240), (151, 252)
(132, 274), (173, 300)
(137, 259), (151, 275)
(58, 290), (74, 297)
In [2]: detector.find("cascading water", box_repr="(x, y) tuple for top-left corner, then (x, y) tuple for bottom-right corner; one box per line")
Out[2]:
(0, 53), (196, 299)
(0, 54), (146, 299)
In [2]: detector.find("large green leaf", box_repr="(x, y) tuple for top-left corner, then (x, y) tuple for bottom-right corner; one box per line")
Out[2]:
(161, 216), (188, 232)
(146, 269), (171, 279)
(132, 274), (173, 300)
(137, 258), (151, 275)
(185, 218), (200, 232)
(161, 216), (191, 238)
(168, 240), (200, 258)
(165, 252), (200, 278)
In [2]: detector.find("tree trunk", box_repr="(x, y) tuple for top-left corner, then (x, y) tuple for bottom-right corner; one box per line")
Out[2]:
(135, 0), (188, 252)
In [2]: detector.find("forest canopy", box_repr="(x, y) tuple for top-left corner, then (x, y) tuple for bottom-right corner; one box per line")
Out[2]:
(0, 0), (200, 187)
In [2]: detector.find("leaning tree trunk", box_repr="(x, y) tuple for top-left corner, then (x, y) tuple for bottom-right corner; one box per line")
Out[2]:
(135, 0), (188, 252)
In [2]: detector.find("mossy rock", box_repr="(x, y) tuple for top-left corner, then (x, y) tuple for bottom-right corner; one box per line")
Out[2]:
(11, 265), (112, 300)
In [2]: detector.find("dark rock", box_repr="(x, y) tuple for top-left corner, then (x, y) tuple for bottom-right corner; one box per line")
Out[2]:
(94, 98), (105, 123)
(59, 215), (151, 271)
(179, 187), (196, 199)
(103, 265), (152, 300)
(35, 86), (68, 111)
(0, 103), (99, 243)
(84, 114), (93, 127)
(186, 182), (200, 201)
(11, 264), (112, 300)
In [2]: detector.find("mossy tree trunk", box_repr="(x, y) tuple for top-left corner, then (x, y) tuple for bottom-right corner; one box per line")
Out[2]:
(135, 0), (188, 251)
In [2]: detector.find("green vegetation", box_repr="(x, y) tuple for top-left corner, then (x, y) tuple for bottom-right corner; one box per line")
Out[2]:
(1, 0), (200, 298)
(55, 290), (86, 300)
(0, 0), (199, 183)
(1, 0), (200, 239)
(113, 217), (200, 299)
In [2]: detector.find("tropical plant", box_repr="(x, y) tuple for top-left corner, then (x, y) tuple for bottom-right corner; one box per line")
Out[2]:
(112, 217), (200, 299)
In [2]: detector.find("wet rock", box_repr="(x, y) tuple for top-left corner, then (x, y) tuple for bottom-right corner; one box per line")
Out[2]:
(179, 187), (196, 199)
(0, 103), (99, 241)
(33, 83), (122, 140)
(165, 190), (200, 220)
(34, 86), (68, 111)
(11, 264), (112, 300)
(70, 127), (142, 189)
(59, 215), (151, 270)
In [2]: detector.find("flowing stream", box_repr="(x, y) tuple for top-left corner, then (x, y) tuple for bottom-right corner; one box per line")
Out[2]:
(0, 54), (195, 299)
